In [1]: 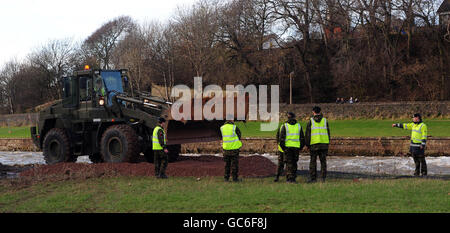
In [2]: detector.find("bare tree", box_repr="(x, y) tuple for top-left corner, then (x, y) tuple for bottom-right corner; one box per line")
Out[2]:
(0, 59), (21, 114)
(28, 38), (77, 99)
(270, 0), (317, 103)
(172, 0), (220, 79)
(83, 16), (136, 69)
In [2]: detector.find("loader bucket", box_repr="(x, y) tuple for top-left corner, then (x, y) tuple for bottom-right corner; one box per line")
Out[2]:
(165, 95), (249, 145)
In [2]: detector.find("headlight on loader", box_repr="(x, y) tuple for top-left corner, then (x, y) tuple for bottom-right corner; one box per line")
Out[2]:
(99, 97), (105, 106)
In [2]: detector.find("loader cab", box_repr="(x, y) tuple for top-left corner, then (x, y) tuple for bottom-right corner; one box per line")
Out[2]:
(63, 69), (128, 109)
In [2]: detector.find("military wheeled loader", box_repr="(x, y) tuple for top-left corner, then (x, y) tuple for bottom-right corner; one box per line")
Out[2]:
(30, 67), (231, 164)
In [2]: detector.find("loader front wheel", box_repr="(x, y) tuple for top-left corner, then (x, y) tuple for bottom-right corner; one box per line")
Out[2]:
(43, 128), (76, 164)
(101, 125), (139, 163)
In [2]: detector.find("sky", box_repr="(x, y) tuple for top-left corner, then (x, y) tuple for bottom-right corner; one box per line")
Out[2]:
(0, 0), (198, 67)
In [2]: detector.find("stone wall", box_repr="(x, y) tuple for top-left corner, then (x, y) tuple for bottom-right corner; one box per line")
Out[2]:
(182, 137), (450, 156)
(0, 138), (38, 151)
(280, 101), (450, 120)
(0, 113), (38, 127)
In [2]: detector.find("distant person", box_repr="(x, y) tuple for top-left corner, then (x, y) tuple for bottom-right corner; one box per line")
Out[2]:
(276, 112), (305, 183)
(354, 98), (359, 103)
(94, 77), (106, 97)
(220, 117), (242, 182)
(305, 106), (330, 183)
(336, 98), (341, 104)
(392, 113), (428, 176)
(340, 98), (345, 104)
(153, 117), (169, 179)
(349, 97), (354, 104)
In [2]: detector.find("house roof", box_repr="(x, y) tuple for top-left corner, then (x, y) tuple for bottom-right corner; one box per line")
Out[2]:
(437, 0), (450, 13)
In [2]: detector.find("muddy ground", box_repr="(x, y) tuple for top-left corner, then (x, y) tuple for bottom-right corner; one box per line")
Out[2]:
(1, 154), (449, 184)
(13, 155), (276, 179)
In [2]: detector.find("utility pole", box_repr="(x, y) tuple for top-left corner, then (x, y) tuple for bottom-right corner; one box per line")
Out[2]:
(289, 71), (294, 105)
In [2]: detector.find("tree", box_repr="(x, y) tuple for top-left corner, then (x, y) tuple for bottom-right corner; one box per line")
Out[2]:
(82, 16), (136, 69)
(28, 38), (78, 99)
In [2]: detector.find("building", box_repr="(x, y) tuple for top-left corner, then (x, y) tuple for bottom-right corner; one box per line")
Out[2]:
(438, 0), (450, 28)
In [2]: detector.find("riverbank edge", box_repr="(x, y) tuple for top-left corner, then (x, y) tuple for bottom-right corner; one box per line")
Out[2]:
(2, 137), (450, 157)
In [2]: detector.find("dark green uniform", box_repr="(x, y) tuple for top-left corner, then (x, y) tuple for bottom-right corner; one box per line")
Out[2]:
(275, 126), (285, 181)
(305, 114), (330, 182)
(223, 149), (240, 181)
(221, 121), (242, 181)
(153, 127), (168, 178)
(278, 119), (305, 182)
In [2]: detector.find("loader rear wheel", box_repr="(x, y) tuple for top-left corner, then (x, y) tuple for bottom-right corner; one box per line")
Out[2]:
(101, 125), (139, 163)
(43, 128), (76, 164)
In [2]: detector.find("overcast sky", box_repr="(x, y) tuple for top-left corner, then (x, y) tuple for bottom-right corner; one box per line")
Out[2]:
(0, 0), (197, 67)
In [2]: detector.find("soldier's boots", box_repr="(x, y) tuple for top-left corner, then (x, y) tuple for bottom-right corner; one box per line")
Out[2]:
(286, 179), (297, 183)
(159, 173), (168, 179)
(274, 176), (280, 182)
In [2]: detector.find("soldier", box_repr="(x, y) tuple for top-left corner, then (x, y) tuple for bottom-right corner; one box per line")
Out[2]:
(305, 106), (330, 183)
(392, 113), (428, 176)
(277, 112), (305, 183)
(94, 77), (106, 97)
(274, 124), (285, 182)
(153, 117), (169, 179)
(220, 118), (242, 182)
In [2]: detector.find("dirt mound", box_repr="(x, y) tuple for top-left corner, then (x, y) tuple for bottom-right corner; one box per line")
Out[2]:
(20, 155), (276, 178)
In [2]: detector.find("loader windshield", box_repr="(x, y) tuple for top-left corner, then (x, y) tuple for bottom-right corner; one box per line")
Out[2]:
(100, 71), (124, 106)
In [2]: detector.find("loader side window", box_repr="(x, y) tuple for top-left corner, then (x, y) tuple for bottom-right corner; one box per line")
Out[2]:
(62, 77), (78, 108)
(79, 77), (92, 101)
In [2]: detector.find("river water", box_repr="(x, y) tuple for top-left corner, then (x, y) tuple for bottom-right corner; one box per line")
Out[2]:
(1, 151), (449, 176)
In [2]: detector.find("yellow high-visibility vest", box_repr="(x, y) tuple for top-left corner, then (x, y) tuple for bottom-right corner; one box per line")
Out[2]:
(284, 123), (301, 148)
(220, 123), (242, 150)
(402, 122), (427, 147)
(310, 118), (329, 145)
(152, 126), (166, 150)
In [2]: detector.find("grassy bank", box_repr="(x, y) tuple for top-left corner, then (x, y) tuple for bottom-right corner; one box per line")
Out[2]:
(0, 176), (448, 213)
(1, 119), (450, 138)
(0, 126), (31, 138)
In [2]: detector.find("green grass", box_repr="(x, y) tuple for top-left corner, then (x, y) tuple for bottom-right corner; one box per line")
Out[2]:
(236, 119), (450, 138)
(2, 119), (450, 138)
(0, 176), (448, 213)
(0, 126), (31, 138)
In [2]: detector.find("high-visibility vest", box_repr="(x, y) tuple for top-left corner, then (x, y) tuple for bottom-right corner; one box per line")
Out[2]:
(402, 122), (427, 147)
(310, 118), (329, 145)
(94, 86), (106, 96)
(152, 126), (166, 150)
(284, 123), (301, 148)
(278, 126), (284, 152)
(220, 123), (242, 150)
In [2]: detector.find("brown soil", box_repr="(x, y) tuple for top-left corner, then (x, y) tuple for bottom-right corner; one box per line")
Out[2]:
(19, 155), (276, 178)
